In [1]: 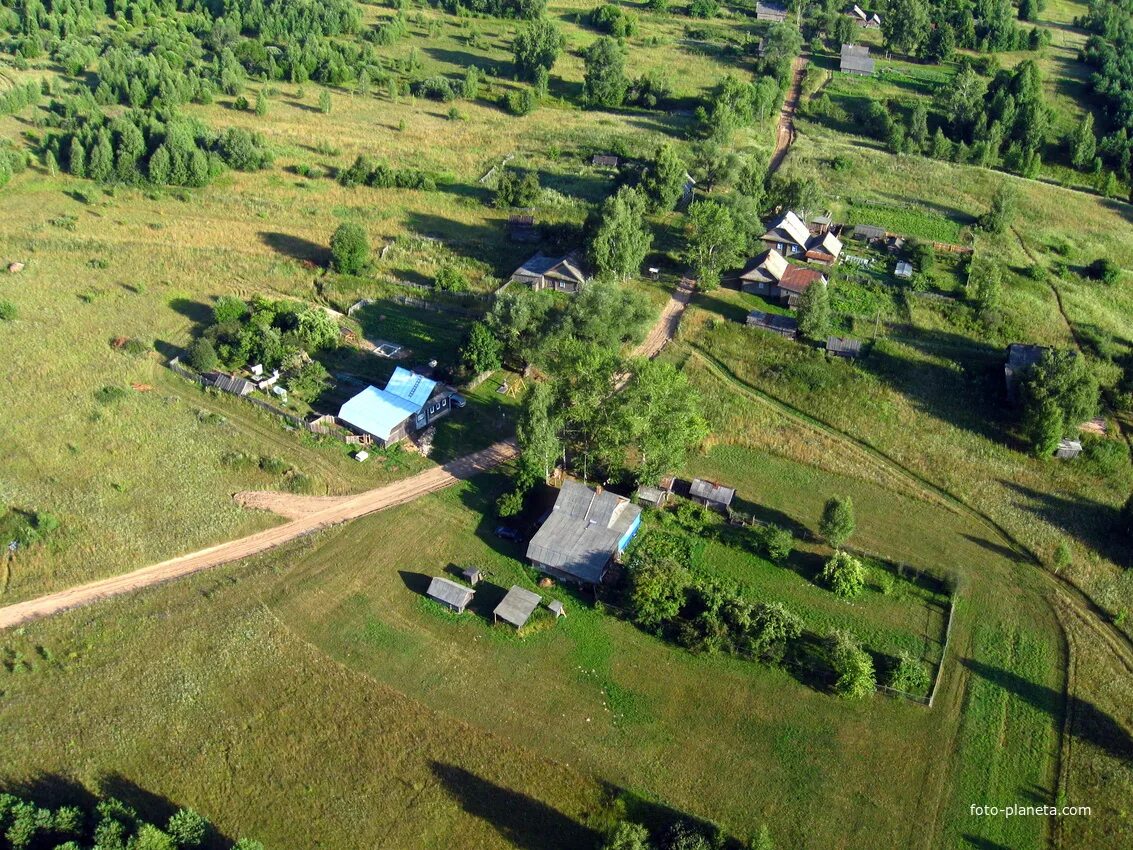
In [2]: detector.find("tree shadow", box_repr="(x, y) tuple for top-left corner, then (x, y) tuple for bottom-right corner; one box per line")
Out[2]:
(960, 533), (1027, 564)
(730, 495), (812, 539)
(421, 46), (500, 73)
(402, 211), (512, 272)
(997, 480), (1131, 568)
(962, 836), (1013, 849)
(430, 762), (600, 850)
(862, 329), (1018, 449)
(258, 231), (330, 267)
(961, 659), (1133, 764)
(0, 773), (100, 812)
(167, 297), (213, 330)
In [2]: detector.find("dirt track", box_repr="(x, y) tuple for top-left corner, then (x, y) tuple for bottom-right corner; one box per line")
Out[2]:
(769, 56), (807, 175)
(634, 277), (695, 359)
(0, 441), (517, 630)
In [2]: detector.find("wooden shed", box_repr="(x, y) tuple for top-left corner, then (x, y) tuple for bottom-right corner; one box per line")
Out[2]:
(494, 586), (542, 629)
(427, 576), (475, 614)
(689, 478), (736, 512)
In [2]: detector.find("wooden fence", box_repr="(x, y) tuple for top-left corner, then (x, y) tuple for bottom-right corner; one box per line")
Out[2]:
(168, 358), (340, 437)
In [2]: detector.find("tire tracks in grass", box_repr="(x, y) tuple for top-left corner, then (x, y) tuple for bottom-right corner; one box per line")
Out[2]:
(690, 345), (1130, 849)
(688, 345), (1133, 677)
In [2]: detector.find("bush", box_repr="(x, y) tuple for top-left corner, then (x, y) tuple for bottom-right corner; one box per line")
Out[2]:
(688, 0), (719, 17)
(330, 222), (370, 274)
(0, 299), (17, 320)
(819, 496), (855, 549)
(827, 629), (876, 699)
(760, 523), (793, 563)
(1081, 436), (1128, 477)
(888, 651), (931, 695)
(93, 385), (129, 404)
(259, 455), (290, 475)
(187, 338), (218, 372)
(821, 551), (866, 598)
(506, 86), (538, 116)
(1087, 257), (1121, 285)
(435, 265), (470, 292)
(413, 76), (458, 102)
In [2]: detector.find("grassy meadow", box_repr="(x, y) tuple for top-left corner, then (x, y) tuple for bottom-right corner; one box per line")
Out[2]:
(1, 1), (1132, 849)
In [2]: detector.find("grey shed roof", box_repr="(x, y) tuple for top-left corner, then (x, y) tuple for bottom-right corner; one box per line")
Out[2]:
(690, 478), (736, 507)
(213, 374), (255, 395)
(494, 586), (541, 628)
(840, 44), (875, 74)
(548, 599), (566, 617)
(827, 336), (863, 357)
(756, 1), (788, 21)
(427, 576), (474, 610)
(853, 224), (886, 240)
(637, 485), (667, 505)
(526, 481), (642, 583)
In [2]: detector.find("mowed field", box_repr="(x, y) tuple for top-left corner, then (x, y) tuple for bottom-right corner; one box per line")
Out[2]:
(0, 445), (1064, 850)
(2, 2), (1133, 849)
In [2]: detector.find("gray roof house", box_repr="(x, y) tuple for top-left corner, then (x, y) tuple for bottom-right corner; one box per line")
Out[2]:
(756, 1), (788, 22)
(1005, 343), (1048, 401)
(852, 224), (886, 242)
(494, 585), (542, 629)
(895, 260), (914, 279)
(509, 250), (591, 294)
(689, 478), (735, 512)
(426, 576), (475, 614)
(526, 481), (643, 585)
(840, 44), (875, 76)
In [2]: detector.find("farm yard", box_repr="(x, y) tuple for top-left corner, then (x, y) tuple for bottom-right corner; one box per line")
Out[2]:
(1, 0), (1133, 849)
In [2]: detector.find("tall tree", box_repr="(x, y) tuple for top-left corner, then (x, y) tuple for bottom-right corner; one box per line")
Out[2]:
(641, 143), (686, 211)
(881, 0), (931, 55)
(1071, 113), (1098, 170)
(590, 186), (653, 280)
(583, 36), (629, 107)
(513, 18), (564, 81)
(683, 200), (744, 289)
(819, 496), (855, 549)
(1019, 349), (1099, 455)
(797, 278), (832, 340)
(616, 358), (708, 483)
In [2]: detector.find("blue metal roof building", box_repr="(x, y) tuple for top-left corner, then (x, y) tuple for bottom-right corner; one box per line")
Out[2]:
(337, 368), (443, 446)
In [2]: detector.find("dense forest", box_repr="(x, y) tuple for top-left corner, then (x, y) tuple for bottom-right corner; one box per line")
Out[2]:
(1081, 0), (1133, 180)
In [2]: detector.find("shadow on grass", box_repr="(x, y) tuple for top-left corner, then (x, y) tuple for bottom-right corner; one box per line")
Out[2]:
(168, 297), (213, 328)
(998, 480), (1131, 569)
(258, 231), (330, 267)
(961, 835), (1013, 849)
(961, 658), (1133, 764)
(0, 773), (234, 850)
(431, 762), (600, 850)
(960, 533), (1027, 564)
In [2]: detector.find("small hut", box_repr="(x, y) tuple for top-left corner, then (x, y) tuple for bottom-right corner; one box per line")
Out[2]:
(494, 586), (541, 630)
(689, 478), (736, 512)
(427, 576), (475, 614)
(462, 567), (483, 587)
(547, 600), (566, 619)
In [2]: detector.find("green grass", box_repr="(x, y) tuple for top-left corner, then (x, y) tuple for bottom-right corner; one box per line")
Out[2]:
(843, 200), (968, 244)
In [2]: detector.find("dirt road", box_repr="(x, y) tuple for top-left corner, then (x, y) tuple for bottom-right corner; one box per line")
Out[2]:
(633, 277), (696, 359)
(769, 56), (807, 176)
(0, 441), (517, 630)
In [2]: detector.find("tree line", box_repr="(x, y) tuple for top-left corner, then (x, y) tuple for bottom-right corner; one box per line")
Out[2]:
(0, 790), (264, 850)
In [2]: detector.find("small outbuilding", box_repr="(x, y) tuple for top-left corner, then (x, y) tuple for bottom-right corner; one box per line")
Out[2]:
(689, 478), (736, 512)
(212, 373), (256, 396)
(592, 154), (619, 168)
(756, 1), (788, 22)
(827, 336), (863, 359)
(1056, 438), (1083, 460)
(840, 44), (875, 76)
(462, 566), (483, 587)
(746, 310), (799, 339)
(427, 576), (475, 614)
(636, 484), (671, 508)
(895, 261), (914, 280)
(508, 213), (538, 242)
(494, 586), (542, 630)
(547, 599), (566, 619)
(852, 224), (886, 242)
